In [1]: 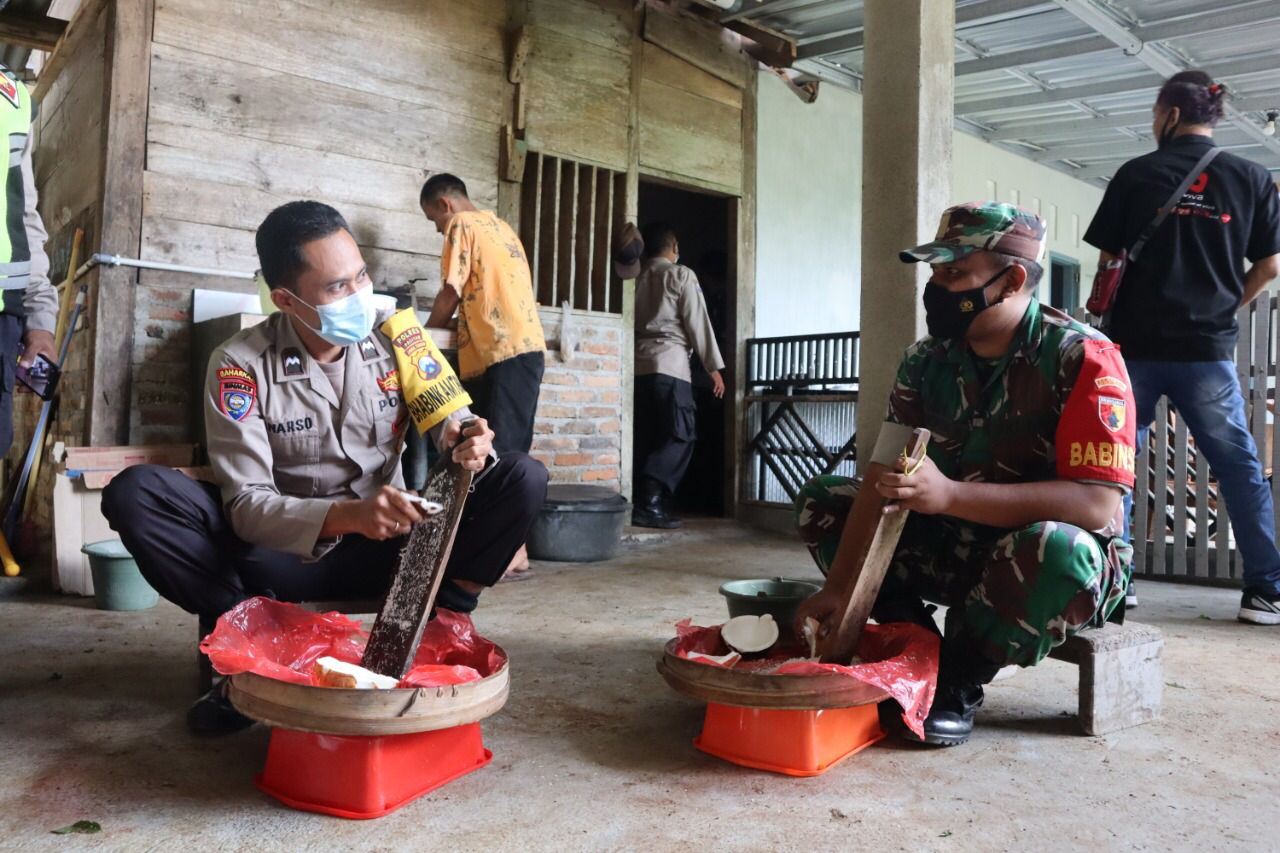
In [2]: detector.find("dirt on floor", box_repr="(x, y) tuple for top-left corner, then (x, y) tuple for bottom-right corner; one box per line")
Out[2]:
(0, 520), (1275, 852)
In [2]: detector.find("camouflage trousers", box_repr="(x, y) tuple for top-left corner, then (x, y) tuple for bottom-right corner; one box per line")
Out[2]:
(794, 475), (1132, 667)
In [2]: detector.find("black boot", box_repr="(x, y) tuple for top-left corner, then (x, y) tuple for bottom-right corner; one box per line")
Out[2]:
(632, 479), (682, 529)
(916, 640), (1003, 747)
(187, 679), (255, 736)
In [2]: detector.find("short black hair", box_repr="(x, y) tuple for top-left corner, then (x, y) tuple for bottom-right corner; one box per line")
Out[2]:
(420, 173), (469, 207)
(256, 201), (351, 292)
(641, 221), (677, 259)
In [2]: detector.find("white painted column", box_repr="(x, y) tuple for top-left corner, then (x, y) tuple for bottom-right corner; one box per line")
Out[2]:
(856, 0), (954, 463)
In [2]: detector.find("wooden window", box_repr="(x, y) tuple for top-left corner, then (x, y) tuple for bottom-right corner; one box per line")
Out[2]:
(519, 152), (626, 314)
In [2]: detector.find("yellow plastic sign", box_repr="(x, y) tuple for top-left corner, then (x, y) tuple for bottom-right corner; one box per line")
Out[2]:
(379, 308), (471, 434)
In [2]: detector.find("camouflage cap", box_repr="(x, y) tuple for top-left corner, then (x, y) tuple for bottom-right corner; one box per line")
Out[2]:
(899, 201), (1047, 265)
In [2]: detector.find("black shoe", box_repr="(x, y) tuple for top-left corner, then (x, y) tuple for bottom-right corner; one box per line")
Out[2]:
(1125, 578), (1138, 610)
(632, 479), (682, 529)
(1238, 587), (1280, 625)
(911, 640), (1002, 747)
(187, 682), (254, 736)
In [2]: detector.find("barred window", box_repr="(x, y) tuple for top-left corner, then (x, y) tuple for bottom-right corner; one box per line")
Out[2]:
(520, 152), (626, 314)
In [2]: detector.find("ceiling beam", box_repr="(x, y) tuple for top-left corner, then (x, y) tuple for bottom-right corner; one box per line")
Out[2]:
(1051, 0), (1280, 164)
(796, 0), (1047, 60)
(985, 94), (1280, 141)
(0, 12), (66, 52)
(957, 53), (1276, 115)
(721, 0), (827, 24)
(956, 1), (1280, 77)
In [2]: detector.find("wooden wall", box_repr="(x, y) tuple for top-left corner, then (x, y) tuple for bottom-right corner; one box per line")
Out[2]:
(639, 7), (750, 195)
(132, 0), (510, 441)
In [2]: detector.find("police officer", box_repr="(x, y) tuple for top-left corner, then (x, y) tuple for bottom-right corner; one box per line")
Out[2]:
(624, 222), (725, 529)
(795, 203), (1137, 746)
(0, 63), (58, 455)
(102, 201), (548, 735)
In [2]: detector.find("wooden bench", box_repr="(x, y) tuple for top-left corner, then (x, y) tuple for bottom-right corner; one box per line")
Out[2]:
(197, 598), (384, 694)
(1046, 621), (1164, 735)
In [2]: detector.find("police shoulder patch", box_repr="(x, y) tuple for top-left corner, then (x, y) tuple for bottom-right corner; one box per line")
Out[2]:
(217, 366), (256, 422)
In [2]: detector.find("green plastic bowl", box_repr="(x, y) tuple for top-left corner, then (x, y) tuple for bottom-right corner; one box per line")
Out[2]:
(82, 539), (158, 611)
(718, 577), (822, 628)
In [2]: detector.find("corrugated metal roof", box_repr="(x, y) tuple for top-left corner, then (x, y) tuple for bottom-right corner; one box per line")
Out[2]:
(729, 0), (1280, 184)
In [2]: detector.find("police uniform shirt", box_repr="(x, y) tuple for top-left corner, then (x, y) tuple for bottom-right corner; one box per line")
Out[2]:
(205, 310), (458, 560)
(1084, 134), (1280, 362)
(634, 257), (725, 382)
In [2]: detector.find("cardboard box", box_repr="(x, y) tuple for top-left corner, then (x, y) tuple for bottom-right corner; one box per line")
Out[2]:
(51, 443), (209, 595)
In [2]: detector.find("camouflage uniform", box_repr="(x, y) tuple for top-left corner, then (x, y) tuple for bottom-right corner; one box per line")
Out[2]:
(796, 203), (1137, 668)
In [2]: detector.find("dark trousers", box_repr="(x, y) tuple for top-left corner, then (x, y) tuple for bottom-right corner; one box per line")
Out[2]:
(463, 351), (545, 454)
(0, 313), (21, 457)
(635, 373), (696, 494)
(101, 454), (549, 625)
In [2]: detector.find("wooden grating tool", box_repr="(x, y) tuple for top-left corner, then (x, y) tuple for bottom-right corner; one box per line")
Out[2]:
(817, 427), (931, 665)
(361, 419), (477, 679)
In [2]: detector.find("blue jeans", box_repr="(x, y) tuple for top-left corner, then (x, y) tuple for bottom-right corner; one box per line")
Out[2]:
(1124, 360), (1280, 594)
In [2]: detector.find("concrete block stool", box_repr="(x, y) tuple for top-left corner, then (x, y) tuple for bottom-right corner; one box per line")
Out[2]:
(1047, 621), (1164, 735)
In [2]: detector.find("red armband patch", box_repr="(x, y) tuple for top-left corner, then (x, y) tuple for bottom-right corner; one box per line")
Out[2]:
(217, 366), (257, 422)
(1056, 340), (1136, 488)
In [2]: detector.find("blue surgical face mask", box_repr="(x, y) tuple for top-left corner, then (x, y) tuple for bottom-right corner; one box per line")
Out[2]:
(290, 285), (377, 346)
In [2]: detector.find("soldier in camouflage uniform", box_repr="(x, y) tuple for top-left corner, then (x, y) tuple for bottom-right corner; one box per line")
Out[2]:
(795, 202), (1137, 746)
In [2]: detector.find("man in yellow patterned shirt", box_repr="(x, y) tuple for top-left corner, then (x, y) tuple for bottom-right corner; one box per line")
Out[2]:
(422, 173), (547, 455)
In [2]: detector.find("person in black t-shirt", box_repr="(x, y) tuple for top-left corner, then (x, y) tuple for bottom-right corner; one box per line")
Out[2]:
(1084, 70), (1280, 626)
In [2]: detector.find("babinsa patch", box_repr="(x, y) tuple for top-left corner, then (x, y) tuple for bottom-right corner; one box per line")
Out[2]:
(217, 366), (256, 422)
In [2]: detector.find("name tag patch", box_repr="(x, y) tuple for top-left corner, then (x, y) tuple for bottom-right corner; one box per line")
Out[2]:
(267, 416), (315, 435)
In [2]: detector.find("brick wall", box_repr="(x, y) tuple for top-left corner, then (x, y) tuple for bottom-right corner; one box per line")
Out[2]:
(531, 308), (625, 493)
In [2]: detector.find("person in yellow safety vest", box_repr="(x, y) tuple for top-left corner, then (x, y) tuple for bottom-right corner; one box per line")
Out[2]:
(0, 64), (58, 456)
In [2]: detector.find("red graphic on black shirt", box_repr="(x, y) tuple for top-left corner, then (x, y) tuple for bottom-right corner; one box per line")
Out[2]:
(1189, 172), (1209, 193)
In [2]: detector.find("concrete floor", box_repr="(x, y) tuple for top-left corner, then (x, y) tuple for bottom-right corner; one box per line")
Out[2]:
(1, 520), (1276, 852)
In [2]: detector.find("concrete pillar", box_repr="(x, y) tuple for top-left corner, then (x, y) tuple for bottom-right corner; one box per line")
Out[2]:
(856, 0), (954, 463)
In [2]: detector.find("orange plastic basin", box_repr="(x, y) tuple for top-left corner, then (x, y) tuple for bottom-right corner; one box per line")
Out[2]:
(694, 702), (884, 776)
(256, 723), (492, 819)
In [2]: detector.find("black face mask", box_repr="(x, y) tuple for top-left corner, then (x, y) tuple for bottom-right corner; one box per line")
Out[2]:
(922, 266), (1011, 340)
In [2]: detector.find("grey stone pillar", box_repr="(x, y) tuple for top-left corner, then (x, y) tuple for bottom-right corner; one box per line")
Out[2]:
(857, 0), (954, 463)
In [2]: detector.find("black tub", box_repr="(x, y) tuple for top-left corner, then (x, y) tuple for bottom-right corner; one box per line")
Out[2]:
(526, 484), (629, 562)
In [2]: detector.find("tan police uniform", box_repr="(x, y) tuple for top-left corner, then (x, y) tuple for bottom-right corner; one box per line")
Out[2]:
(102, 310), (549, 624)
(633, 257), (725, 497)
(204, 310), (410, 558)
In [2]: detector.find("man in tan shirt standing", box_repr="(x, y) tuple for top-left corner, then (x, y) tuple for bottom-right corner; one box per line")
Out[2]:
(622, 222), (725, 528)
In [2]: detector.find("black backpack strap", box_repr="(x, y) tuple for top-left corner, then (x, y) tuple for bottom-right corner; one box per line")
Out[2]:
(1129, 146), (1221, 262)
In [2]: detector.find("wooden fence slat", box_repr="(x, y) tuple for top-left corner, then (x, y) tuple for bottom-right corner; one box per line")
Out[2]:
(1172, 414), (1189, 577)
(1133, 420), (1150, 575)
(576, 165), (594, 312)
(557, 160), (577, 308)
(538, 155), (559, 307)
(1272, 297), (1280, 549)
(1251, 300), (1270, 455)
(1194, 442), (1209, 577)
(1152, 399), (1169, 577)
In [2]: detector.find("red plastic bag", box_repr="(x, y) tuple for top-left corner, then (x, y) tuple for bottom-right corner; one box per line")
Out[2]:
(673, 619), (940, 739)
(200, 597), (505, 688)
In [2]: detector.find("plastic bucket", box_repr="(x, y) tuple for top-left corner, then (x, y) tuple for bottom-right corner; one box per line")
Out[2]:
(719, 577), (822, 628)
(82, 539), (158, 611)
(527, 484), (628, 562)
